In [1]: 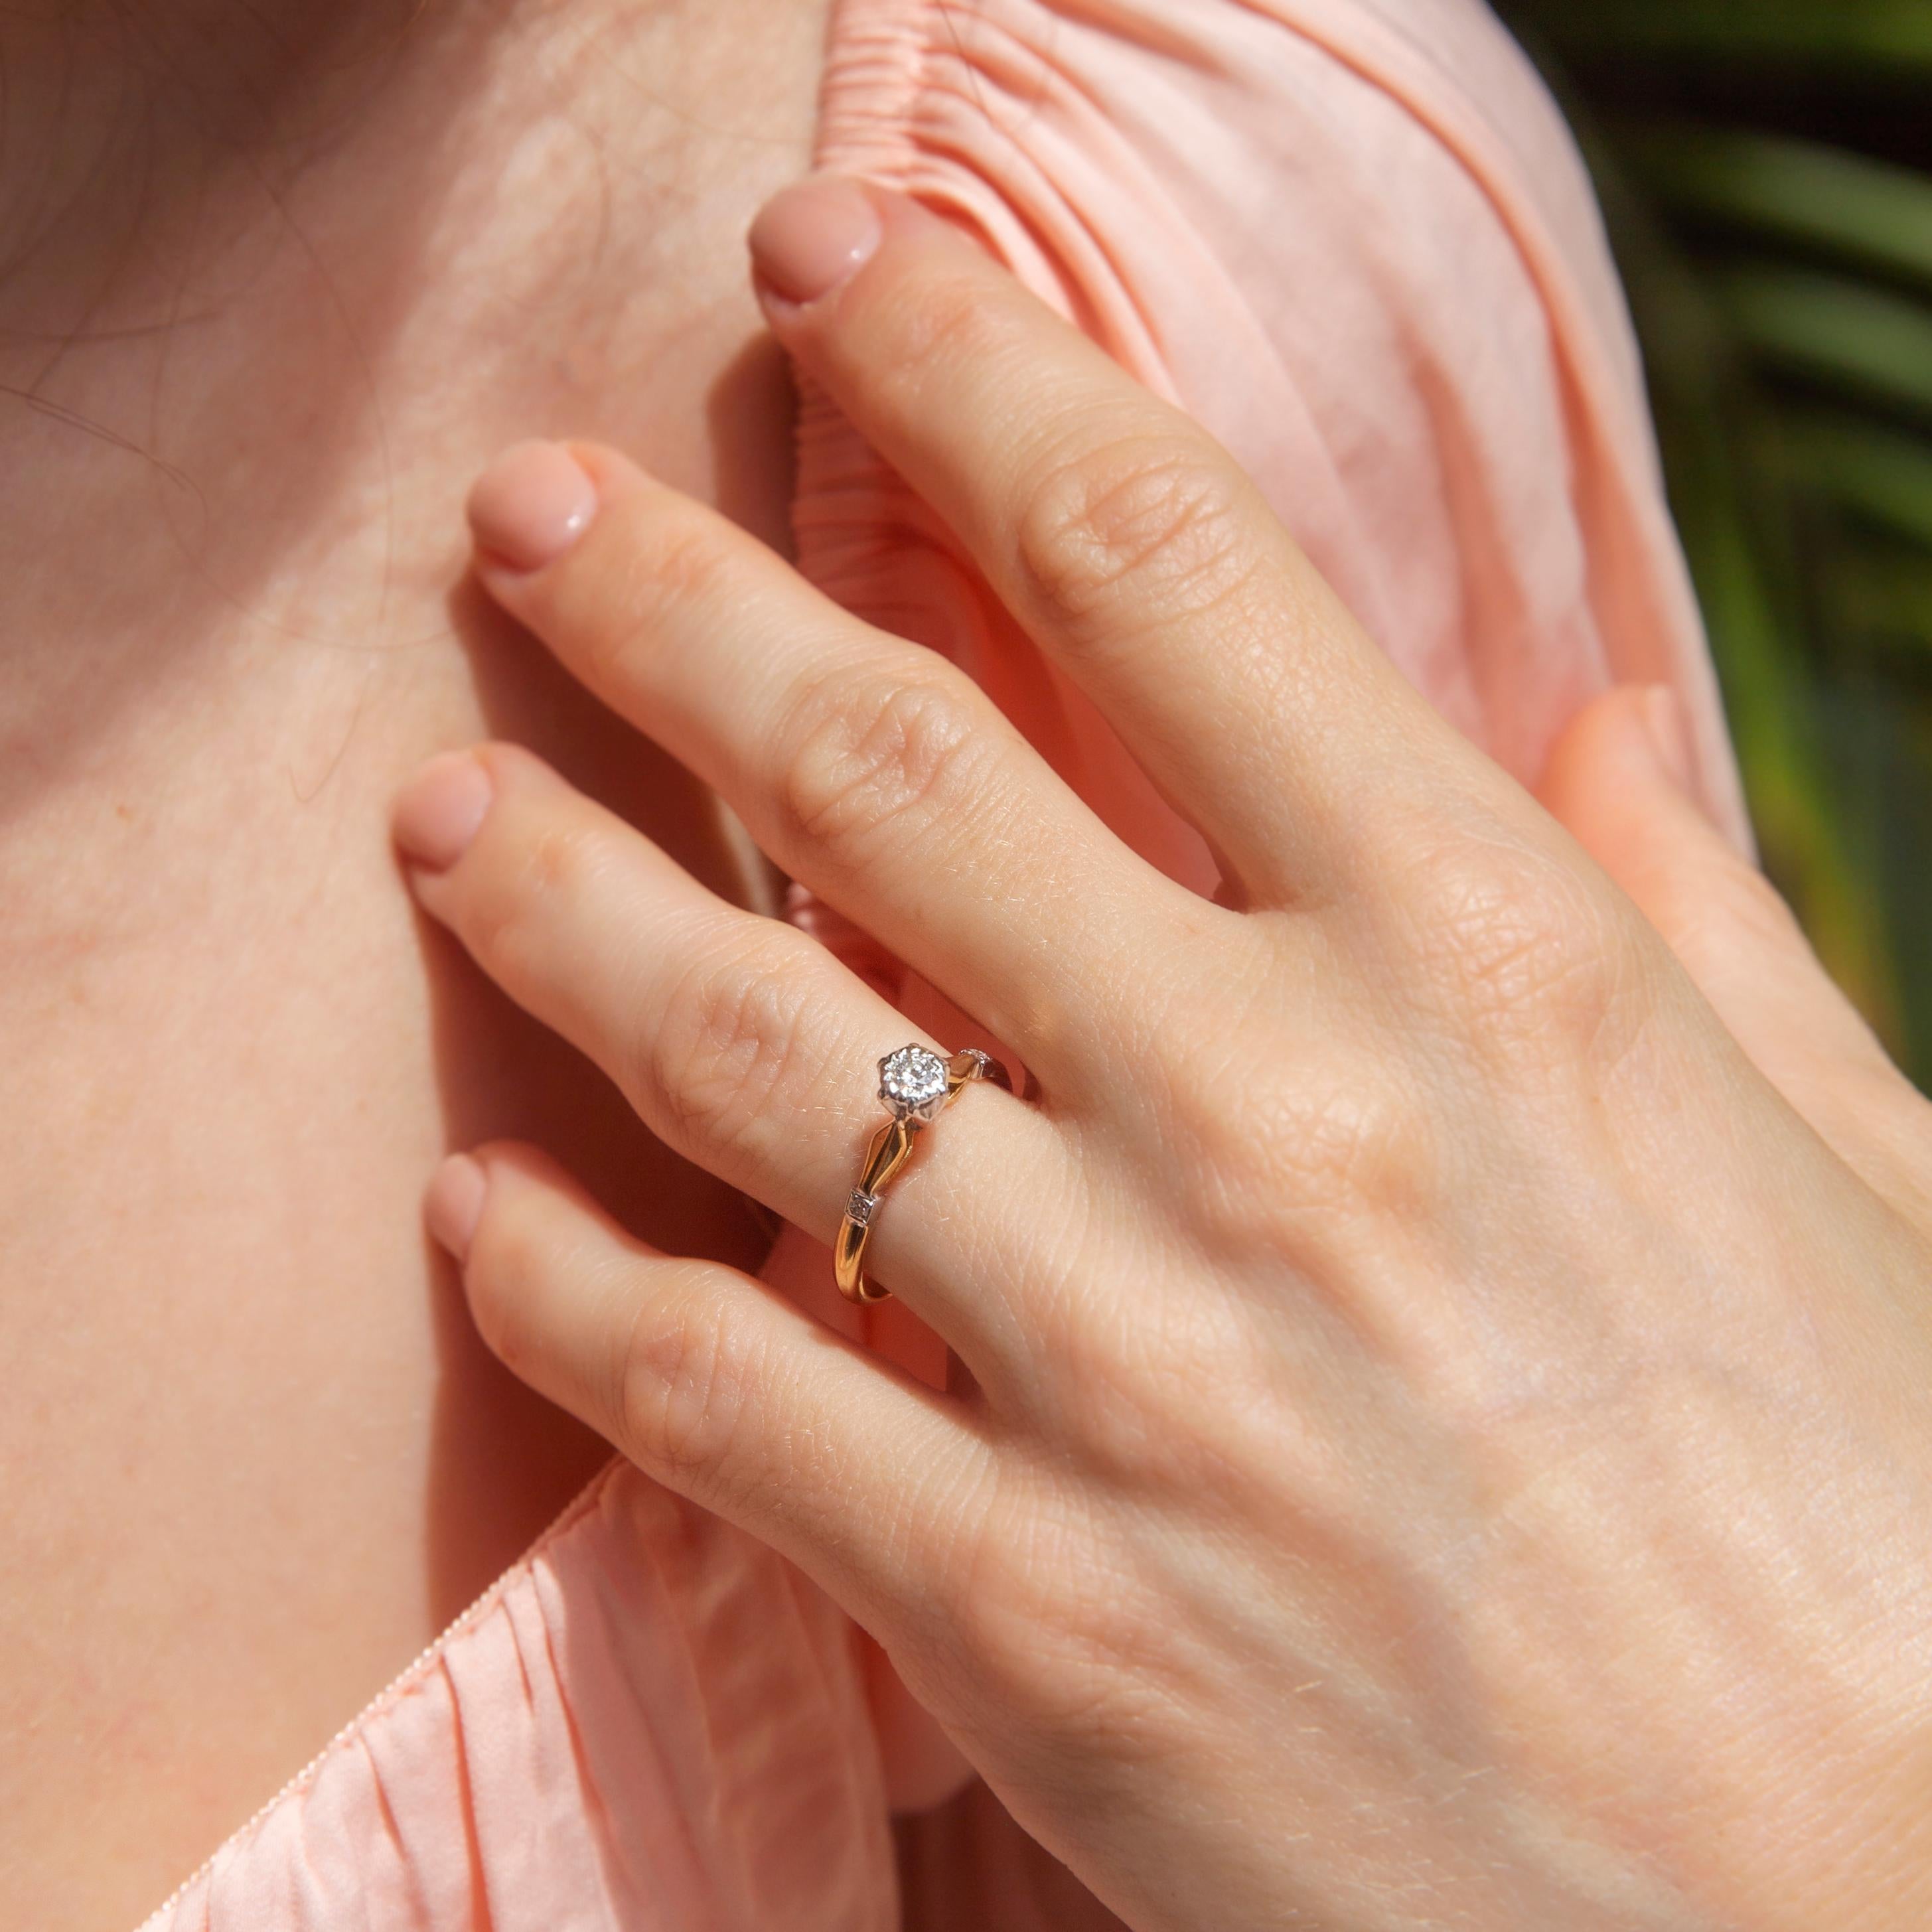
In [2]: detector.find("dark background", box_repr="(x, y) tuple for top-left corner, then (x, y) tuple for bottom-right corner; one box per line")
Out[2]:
(1499, 1), (1932, 1088)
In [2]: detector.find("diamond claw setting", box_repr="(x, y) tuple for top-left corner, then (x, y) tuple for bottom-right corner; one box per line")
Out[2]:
(877, 1044), (950, 1124)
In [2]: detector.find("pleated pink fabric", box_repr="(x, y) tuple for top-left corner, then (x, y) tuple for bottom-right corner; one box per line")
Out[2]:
(142, 1), (1747, 1926)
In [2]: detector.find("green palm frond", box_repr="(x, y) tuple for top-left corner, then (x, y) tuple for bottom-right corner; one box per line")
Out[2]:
(1781, 412), (1932, 552)
(1501, 4), (1932, 1085)
(1716, 268), (1932, 418)
(1630, 131), (1932, 287)
(1523, 3), (1932, 68)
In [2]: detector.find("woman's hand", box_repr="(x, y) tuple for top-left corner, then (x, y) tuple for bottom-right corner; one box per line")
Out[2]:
(392, 181), (1932, 1931)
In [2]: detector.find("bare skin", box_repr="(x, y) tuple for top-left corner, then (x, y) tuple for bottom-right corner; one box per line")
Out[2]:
(15, 7), (1931, 1930)
(404, 188), (1932, 1929)
(0, 3), (828, 1924)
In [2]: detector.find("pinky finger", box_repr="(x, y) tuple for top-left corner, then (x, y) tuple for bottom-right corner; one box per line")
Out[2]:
(426, 1143), (992, 1615)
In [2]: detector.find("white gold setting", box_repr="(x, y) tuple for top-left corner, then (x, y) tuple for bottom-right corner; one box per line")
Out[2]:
(877, 1044), (950, 1124)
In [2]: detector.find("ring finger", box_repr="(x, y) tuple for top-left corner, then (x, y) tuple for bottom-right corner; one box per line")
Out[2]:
(393, 739), (1076, 1370)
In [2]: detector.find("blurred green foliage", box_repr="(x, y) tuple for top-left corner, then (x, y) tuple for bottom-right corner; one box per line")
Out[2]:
(1499, 3), (1932, 1088)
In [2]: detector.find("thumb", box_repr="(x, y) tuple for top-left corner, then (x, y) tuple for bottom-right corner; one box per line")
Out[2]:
(1539, 685), (1931, 1215)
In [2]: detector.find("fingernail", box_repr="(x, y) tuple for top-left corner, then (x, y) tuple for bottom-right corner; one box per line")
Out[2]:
(425, 1153), (488, 1263)
(749, 176), (881, 307)
(394, 751), (494, 871)
(467, 439), (598, 571)
(1639, 684), (1695, 793)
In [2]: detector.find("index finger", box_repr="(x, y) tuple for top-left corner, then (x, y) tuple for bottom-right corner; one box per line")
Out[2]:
(749, 177), (1502, 906)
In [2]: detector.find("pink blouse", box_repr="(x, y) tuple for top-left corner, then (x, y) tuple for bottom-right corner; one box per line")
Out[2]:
(141, 1), (1747, 1925)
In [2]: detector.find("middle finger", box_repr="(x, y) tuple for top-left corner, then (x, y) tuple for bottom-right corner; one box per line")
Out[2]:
(465, 439), (1217, 1090)
(749, 180), (1499, 909)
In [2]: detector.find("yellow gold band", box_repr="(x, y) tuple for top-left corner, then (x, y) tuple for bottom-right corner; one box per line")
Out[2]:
(834, 1045), (1011, 1304)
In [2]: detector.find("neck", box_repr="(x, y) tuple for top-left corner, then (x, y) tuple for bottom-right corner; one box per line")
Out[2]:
(0, 0), (442, 319)
(0, 0), (823, 800)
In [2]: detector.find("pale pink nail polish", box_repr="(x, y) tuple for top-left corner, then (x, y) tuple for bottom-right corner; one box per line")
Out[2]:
(748, 177), (881, 306)
(467, 440), (598, 571)
(425, 1154), (488, 1263)
(393, 751), (494, 871)
(1639, 685), (1695, 793)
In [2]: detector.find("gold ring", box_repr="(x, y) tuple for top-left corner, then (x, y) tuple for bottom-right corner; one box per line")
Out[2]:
(834, 1043), (1011, 1304)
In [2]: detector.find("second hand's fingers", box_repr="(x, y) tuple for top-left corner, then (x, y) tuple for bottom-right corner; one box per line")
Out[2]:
(425, 1140), (994, 1625)
(747, 177), (1494, 907)
(393, 741), (1075, 1367)
(1540, 685), (1932, 1219)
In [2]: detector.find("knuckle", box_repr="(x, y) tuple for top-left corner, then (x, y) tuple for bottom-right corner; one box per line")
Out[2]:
(463, 808), (609, 987)
(1164, 1031), (1436, 1235)
(879, 270), (1019, 392)
(465, 1183), (559, 1379)
(771, 666), (994, 866)
(642, 929), (820, 1166)
(1404, 838), (1644, 1056)
(1254, 1070), (1432, 1220)
(619, 1279), (765, 1489)
(1013, 428), (1256, 636)
(1136, 946), (1438, 1234)
(585, 502), (741, 679)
